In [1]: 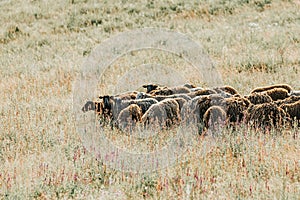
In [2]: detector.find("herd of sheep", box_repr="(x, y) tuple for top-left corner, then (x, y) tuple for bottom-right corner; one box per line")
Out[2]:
(82, 83), (300, 135)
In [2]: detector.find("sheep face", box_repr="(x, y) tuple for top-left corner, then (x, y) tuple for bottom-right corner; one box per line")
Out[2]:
(142, 84), (159, 93)
(82, 100), (103, 113)
(98, 95), (115, 119)
(82, 101), (95, 112)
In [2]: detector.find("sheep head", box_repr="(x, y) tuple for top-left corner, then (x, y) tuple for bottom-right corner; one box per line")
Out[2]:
(142, 84), (159, 93)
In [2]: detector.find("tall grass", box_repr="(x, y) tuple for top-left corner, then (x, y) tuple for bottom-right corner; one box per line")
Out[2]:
(0, 0), (299, 199)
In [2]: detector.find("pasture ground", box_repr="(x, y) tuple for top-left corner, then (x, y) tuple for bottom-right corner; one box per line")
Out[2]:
(0, 0), (299, 199)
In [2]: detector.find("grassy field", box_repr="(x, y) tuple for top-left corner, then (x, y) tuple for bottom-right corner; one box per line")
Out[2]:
(1, 0), (300, 199)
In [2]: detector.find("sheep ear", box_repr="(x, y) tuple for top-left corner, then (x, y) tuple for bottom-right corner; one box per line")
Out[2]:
(142, 84), (148, 88)
(99, 96), (103, 99)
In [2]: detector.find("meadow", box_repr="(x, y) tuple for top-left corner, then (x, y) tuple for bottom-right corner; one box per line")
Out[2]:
(0, 0), (300, 199)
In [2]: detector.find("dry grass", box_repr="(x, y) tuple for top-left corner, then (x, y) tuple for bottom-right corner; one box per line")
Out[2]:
(1, 0), (300, 199)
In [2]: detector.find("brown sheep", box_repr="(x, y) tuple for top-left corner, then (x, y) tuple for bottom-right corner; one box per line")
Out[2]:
(203, 106), (227, 133)
(150, 86), (191, 96)
(173, 97), (187, 111)
(116, 104), (143, 132)
(280, 100), (300, 123)
(142, 83), (191, 95)
(274, 96), (300, 106)
(98, 95), (114, 118)
(245, 102), (289, 129)
(136, 92), (191, 102)
(142, 98), (180, 129)
(263, 88), (289, 101)
(115, 91), (138, 100)
(99, 95), (158, 123)
(220, 96), (250, 124)
(251, 84), (293, 94)
(244, 92), (273, 105)
(186, 89), (216, 98)
(181, 94), (225, 125)
(213, 85), (239, 95)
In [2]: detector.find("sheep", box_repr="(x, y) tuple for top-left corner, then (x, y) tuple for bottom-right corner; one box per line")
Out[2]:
(186, 89), (216, 98)
(244, 92), (273, 105)
(82, 100), (102, 113)
(251, 84), (293, 94)
(190, 87), (204, 92)
(99, 95), (158, 123)
(146, 84), (190, 96)
(217, 91), (233, 98)
(141, 98), (180, 130)
(173, 97), (187, 111)
(113, 97), (158, 117)
(116, 104), (143, 132)
(280, 100), (300, 123)
(263, 88), (289, 101)
(274, 96), (300, 106)
(136, 92), (191, 102)
(203, 106), (227, 134)
(183, 83), (197, 89)
(81, 100), (113, 126)
(114, 91), (138, 100)
(220, 96), (250, 124)
(245, 102), (289, 129)
(153, 94), (192, 102)
(98, 95), (114, 118)
(290, 90), (300, 97)
(142, 83), (162, 93)
(150, 88), (174, 96)
(150, 87), (190, 96)
(213, 85), (239, 95)
(181, 94), (225, 125)
(136, 92), (153, 99)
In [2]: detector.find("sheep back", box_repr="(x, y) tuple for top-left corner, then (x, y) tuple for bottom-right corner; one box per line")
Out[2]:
(221, 97), (250, 124)
(245, 93), (273, 105)
(142, 98), (180, 129)
(280, 100), (300, 121)
(264, 88), (289, 101)
(214, 85), (239, 95)
(203, 105), (227, 130)
(251, 84), (293, 94)
(245, 103), (288, 129)
(116, 104), (142, 131)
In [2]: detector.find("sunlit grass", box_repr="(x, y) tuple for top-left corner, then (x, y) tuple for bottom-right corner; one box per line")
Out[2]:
(1, 0), (299, 199)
